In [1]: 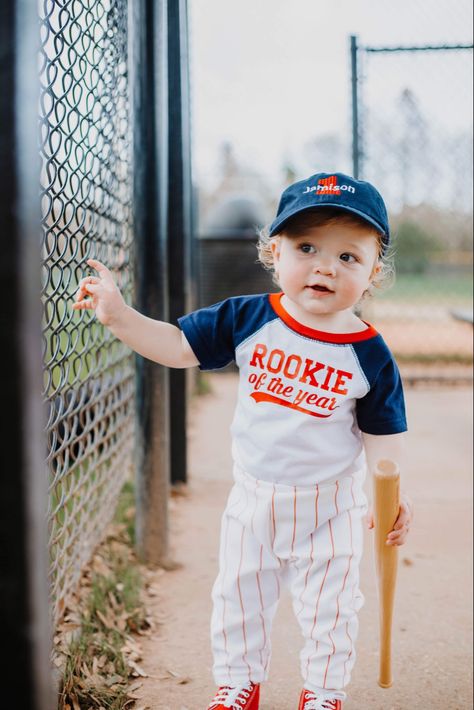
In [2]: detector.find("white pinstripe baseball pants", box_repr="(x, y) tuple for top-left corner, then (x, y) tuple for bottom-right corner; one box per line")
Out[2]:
(210, 465), (367, 694)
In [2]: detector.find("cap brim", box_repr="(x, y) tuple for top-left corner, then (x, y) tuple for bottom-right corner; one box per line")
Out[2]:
(269, 203), (389, 241)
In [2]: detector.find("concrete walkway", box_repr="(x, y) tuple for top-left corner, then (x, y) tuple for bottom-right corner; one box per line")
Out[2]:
(136, 374), (473, 710)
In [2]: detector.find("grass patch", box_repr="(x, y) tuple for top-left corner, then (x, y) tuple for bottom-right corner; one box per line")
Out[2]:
(194, 371), (213, 396)
(54, 479), (151, 710)
(379, 272), (473, 303)
(113, 479), (137, 548)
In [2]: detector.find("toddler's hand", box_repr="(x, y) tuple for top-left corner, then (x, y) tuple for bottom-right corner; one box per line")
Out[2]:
(366, 492), (413, 547)
(72, 258), (127, 327)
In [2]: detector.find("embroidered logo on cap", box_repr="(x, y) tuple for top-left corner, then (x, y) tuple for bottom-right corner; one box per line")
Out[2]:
(303, 175), (356, 196)
(318, 175), (341, 194)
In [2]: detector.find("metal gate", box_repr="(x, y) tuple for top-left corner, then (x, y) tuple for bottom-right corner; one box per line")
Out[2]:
(351, 37), (473, 378)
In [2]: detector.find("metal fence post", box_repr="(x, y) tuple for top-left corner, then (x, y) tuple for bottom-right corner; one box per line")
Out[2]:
(167, 0), (193, 485)
(350, 35), (361, 179)
(0, 0), (54, 707)
(131, 0), (171, 564)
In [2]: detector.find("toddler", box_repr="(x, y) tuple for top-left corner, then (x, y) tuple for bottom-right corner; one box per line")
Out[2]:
(73, 172), (413, 710)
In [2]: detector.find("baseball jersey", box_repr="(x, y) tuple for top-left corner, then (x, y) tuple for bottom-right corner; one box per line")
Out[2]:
(179, 293), (407, 486)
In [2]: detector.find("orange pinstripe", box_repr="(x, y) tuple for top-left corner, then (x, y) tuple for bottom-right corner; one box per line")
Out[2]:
(271, 486), (276, 549)
(342, 501), (355, 686)
(269, 484), (282, 601)
(305, 517), (336, 682)
(255, 544), (269, 672)
(323, 508), (354, 687)
(315, 484), (320, 529)
(324, 629), (337, 688)
(291, 486), (297, 556)
(343, 621), (355, 686)
(236, 526), (252, 679)
(220, 516), (231, 681)
(295, 485), (319, 618)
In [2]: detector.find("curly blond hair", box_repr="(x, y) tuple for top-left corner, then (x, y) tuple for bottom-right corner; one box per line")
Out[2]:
(257, 208), (394, 298)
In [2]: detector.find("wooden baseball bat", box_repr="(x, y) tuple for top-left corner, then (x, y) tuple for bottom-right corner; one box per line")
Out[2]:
(373, 458), (400, 688)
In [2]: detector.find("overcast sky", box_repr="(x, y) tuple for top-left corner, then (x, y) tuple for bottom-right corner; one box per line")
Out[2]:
(189, 0), (473, 196)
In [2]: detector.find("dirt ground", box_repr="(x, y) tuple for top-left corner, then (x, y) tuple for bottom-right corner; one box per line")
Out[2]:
(135, 373), (473, 710)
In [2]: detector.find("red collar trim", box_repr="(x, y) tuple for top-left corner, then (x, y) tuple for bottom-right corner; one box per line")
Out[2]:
(268, 292), (379, 343)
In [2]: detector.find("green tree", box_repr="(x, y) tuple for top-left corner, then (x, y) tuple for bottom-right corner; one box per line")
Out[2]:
(394, 221), (441, 274)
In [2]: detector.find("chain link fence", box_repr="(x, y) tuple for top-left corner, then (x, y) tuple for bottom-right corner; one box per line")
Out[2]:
(354, 39), (473, 376)
(39, 0), (135, 624)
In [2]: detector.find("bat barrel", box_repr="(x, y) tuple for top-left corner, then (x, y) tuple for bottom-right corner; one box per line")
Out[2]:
(373, 459), (400, 689)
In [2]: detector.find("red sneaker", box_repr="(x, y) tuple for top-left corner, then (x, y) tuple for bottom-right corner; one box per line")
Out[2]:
(298, 689), (342, 710)
(207, 681), (260, 709)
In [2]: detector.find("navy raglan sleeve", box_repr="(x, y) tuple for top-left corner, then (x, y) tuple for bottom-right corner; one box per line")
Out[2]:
(178, 298), (236, 370)
(354, 340), (408, 435)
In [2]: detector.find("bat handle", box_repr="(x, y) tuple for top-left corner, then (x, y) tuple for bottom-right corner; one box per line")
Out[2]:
(374, 459), (400, 689)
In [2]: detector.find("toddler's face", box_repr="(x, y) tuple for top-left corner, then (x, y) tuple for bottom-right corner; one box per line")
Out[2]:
(270, 222), (380, 321)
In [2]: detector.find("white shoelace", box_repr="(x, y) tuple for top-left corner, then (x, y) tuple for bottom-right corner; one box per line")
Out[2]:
(302, 691), (340, 710)
(208, 682), (255, 709)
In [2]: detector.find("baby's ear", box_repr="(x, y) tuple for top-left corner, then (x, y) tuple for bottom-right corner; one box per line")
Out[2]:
(370, 260), (382, 280)
(270, 236), (281, 262)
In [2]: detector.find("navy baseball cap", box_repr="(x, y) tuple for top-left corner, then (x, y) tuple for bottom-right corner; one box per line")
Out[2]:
(269, 172), (390, 251)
